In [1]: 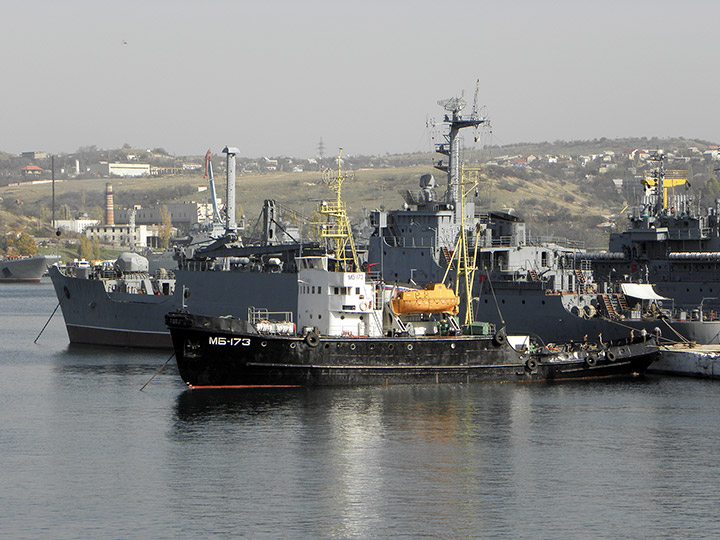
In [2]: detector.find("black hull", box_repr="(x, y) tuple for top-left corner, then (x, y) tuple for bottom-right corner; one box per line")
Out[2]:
(166, 312), (658, 388)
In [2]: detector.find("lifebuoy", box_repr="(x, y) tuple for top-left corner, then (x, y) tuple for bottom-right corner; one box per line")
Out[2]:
(606, 351), (616, 362)
(359, 301), (368, 311)
(305, 332), (320, 347)
(585, 355), (597, 367)
(525, 358), (538, 371)
(493, 333), (506, 346)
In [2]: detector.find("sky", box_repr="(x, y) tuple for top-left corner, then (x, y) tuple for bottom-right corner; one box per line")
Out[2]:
(2, 0), (720, 158)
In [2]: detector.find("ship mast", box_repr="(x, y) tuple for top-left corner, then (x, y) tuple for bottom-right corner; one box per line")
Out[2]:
(441, 165), (483, 325)
(320, 149), (360, 272)
(650, 152), (666, 215)
(434, 95), (486, 222)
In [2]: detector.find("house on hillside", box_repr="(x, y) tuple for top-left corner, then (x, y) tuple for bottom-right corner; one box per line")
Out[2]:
(21, 165), (43, 177)
(260, 157), (278, 171)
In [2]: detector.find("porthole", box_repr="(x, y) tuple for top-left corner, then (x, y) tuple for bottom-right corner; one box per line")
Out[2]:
(261, 341), (267, 347)
(407, 344), (413, 351)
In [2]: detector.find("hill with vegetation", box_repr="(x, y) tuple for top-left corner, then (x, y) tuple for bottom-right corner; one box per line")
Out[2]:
(2, 136), (719, 257)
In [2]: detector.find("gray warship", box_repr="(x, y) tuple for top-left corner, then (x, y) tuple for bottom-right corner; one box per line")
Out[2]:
(1, 255), (59, 282)
(367, 97), (720, 345)
(588, 153), (720, 315)
(50, 147), (312, 348)
(50, 98), (720, 349)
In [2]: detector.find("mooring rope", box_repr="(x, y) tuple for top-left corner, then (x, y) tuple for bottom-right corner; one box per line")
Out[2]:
(139, 352), (175, 392)
(34, 300), (61, 344)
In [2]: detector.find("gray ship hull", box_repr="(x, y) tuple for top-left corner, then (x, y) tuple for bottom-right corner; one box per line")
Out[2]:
(50, 265), (298, 349)
(474, 284), (720, 345)
(1, 255), (58, 282)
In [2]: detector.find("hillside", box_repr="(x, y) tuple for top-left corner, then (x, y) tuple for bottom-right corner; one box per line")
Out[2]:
(0, 163), (622, 249)
(2, 136), (718, 252)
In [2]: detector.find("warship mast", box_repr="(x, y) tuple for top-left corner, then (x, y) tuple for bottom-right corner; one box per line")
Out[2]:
(434, 95), (486, 222)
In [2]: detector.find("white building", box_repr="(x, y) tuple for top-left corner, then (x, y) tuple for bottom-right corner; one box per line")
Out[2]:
(88, 162), (151, 177)
(85, 224), (151, 248)
(54, 218), (100, 234)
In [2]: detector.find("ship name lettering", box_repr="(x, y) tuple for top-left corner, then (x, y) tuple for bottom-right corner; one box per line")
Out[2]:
(209, 336), (251, 346)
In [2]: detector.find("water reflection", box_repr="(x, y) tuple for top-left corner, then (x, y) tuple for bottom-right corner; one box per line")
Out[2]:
(51, 343), (174, 376)
(167, 379), (720, 538)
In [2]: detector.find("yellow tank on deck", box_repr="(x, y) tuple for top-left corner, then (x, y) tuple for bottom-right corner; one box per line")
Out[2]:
(391, 283), (460, 315)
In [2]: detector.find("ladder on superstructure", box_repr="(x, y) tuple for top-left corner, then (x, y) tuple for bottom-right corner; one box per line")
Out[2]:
(319, 149), (360, 272)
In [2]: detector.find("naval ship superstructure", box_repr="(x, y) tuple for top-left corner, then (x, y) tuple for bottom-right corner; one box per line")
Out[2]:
(368, 99), (720, 344)
(50, 147), (314, 348)
(589, 153), (720, 314)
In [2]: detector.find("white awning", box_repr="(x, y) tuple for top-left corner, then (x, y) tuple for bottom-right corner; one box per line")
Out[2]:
(620, 283), (670, 301)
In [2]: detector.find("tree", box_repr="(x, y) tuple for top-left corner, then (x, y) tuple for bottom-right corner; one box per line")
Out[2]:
(14, 232), (38, 256)
(158, 205), (172, 249)
(78, 235), (92, 259)
(91, 237), (101, 260)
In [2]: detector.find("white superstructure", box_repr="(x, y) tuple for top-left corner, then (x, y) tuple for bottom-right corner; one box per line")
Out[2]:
(297, 256), (383, 337)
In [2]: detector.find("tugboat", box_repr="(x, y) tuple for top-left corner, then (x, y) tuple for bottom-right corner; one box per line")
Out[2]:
(166, 152), (659, 388)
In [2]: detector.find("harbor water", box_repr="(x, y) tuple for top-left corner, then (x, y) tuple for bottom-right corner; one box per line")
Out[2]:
(2, 282), (720, 539)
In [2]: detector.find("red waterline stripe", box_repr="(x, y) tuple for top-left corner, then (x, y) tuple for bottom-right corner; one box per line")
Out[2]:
(188, 384), (302, 389)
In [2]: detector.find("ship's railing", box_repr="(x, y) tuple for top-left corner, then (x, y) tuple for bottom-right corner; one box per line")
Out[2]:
(667, 229), (710, 240)
(526, 236), (585, 249)
(248, 306), (294, 324)
(490, 236), (513, 247)
(381, 236), (435, 248)
(179, 260), (216, 272)
(248, 307), (295, 335)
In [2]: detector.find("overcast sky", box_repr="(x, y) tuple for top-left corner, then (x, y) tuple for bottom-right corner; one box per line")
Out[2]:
(3, 0), (719, 158)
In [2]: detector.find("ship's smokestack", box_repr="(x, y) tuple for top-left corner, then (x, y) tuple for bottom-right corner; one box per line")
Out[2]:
(222, 146), (239, 232)
(105, 182), (115, 225)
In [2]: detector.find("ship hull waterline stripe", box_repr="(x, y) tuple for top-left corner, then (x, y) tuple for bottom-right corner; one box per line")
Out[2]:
(67, 323), (169, 337)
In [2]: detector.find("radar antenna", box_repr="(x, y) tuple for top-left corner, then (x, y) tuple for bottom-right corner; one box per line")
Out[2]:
(437, 97), (467, 115)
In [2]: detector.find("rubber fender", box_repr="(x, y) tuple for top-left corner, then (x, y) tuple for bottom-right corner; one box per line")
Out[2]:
(304, 332), (320, 347)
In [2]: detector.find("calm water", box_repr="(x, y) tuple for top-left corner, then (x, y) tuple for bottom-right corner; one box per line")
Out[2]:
(2, 282), (720, 539)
